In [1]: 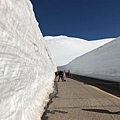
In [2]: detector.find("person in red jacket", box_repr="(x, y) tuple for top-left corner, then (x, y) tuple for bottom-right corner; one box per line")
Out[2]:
(55, 71), (58, 80)
(67, 70), (71, 78)
(55, 71), (58, 77)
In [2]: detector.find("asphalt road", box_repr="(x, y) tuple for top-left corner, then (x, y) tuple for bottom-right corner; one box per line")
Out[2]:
(42, 75), (120, 120)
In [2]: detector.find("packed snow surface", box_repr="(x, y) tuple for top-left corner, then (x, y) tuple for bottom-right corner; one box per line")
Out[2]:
(45, 36), (120, 82)
(45, 36), (115, 66)
(58, 37), (120, 82)
(0, 0), (56, 120)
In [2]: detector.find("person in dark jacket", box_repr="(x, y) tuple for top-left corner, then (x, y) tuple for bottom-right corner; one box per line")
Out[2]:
(58, 71), (63, 82)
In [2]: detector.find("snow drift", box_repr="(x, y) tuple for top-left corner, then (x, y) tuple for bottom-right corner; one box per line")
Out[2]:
(0, 0), (56, 120)
(58, 37), (120, 82)
(45, 36), (114, 66)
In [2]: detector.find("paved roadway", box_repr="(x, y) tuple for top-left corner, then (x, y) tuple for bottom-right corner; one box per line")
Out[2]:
(42, 75), (120, 120)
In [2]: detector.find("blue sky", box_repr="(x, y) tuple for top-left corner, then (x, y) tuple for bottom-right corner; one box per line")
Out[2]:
(30, 0), (120, 40)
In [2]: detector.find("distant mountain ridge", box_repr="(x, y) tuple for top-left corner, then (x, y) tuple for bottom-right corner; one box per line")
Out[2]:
(44, 36), (115, 66)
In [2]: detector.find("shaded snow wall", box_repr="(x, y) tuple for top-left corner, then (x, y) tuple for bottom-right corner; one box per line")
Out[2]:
(59, 38), (120, 82)
(0, 0), (56, 120)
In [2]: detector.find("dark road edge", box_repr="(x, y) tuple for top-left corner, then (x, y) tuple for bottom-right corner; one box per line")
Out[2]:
(41, 81), (58, 120)
(71, 74), (120, 97)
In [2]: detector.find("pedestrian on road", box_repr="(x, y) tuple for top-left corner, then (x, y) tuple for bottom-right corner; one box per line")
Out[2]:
(67, 70), (71, 78)
(62, 70), (66, 82)
(55, 71), (58, 80)
(58, 71), (63, 82)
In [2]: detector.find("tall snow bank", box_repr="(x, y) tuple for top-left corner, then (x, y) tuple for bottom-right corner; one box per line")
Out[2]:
(0, 0), (56, 120)
(45, 35), (114, 66)
(59, 37), (120, 82)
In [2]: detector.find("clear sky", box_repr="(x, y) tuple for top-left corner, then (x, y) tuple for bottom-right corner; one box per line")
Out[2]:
(30, 0), (120, 40)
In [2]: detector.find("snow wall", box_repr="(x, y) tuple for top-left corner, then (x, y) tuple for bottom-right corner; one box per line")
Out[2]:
(58, 37), (120, 82)
(0, 0), (56, 120)
(45, 36), (114, 66)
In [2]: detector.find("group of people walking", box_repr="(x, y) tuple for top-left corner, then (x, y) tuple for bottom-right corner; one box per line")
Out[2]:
(55, 70), (71, 82)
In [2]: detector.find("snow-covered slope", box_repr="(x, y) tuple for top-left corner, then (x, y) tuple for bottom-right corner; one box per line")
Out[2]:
(45, 36), (115, 66)
(59, 37), (120, 82)
(0, 0), (56, 120)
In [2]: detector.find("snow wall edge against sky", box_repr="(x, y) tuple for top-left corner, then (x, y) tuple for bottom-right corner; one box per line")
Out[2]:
(0, 0), (56, 119)
(45, 36), (115, 66)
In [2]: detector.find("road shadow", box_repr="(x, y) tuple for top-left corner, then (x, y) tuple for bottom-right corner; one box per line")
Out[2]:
(71, 74), (120, 97)
(41, 81), (58, 120)
(41, 81), (68, 120)
(45, 110), (68, 114)
(42, 109), (68, 120)
(82, 108), (120, 115)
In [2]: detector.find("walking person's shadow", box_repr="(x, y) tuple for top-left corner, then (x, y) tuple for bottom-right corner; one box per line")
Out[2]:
(82, 108), (120, 115)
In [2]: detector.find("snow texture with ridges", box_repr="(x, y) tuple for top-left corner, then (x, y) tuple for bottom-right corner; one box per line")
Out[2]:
(0, 0), (56, 119)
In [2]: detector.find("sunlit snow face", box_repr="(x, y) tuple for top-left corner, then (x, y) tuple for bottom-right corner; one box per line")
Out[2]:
(45, 36), (115, 66)
(0, 0), (56, 120)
